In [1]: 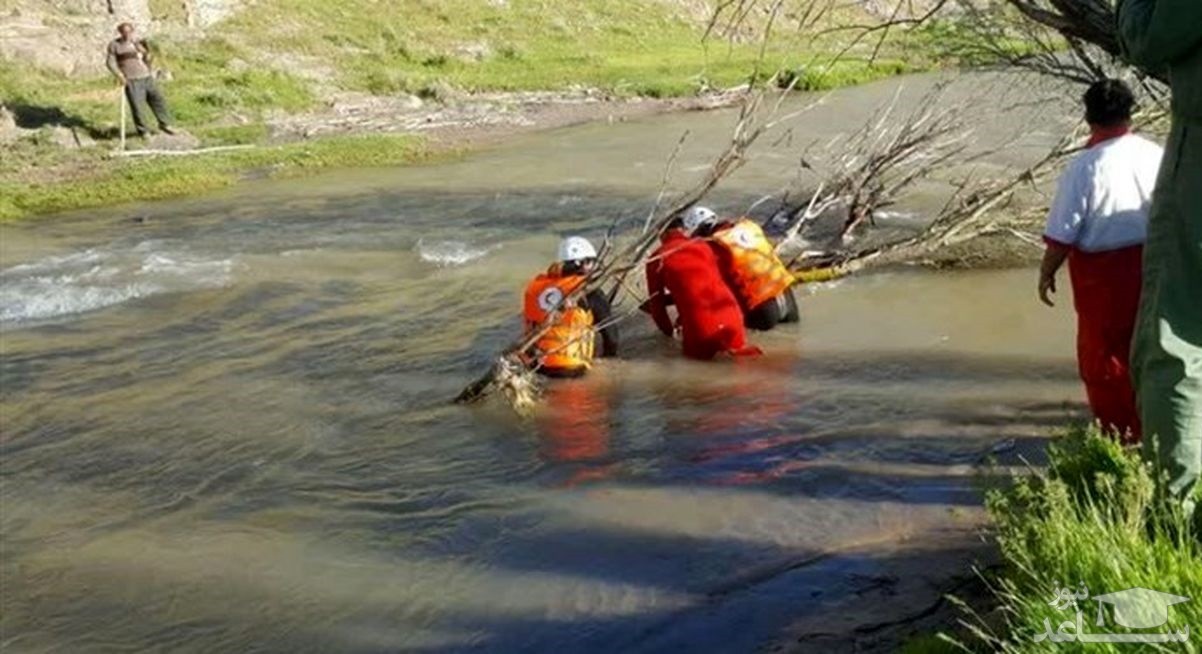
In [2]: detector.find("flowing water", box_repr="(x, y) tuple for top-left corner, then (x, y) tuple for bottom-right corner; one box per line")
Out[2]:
(2, 74), (1085, 652)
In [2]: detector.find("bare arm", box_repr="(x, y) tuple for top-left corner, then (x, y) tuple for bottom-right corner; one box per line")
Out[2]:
(105, 41), (123, 80)
(138, 39), (154, 67)
(645, 260), (674, 337)
(584, 289), (620, 357)
(1038, 242), (1070, 307)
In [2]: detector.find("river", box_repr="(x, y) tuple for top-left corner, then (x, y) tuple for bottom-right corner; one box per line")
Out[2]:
(1, 74), (1085, 652)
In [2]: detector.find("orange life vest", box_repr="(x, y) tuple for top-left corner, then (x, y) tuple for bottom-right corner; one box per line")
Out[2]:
(522, 266), (595, 374)
(712, 218), (796, 310)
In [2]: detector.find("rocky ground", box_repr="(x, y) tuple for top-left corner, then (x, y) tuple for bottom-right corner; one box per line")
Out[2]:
(270, 86), (746, 149)
(1, 83), (747, 187)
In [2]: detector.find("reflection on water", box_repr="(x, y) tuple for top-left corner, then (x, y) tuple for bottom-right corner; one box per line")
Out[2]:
(1, 73), (1083, 652)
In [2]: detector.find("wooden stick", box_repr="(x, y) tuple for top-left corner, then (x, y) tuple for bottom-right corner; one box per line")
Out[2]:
(113, 145), (255, 158)
(118, 85), (127, 153)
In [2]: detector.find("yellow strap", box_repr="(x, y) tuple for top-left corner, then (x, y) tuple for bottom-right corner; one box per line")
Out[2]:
(792, 266), (844, 283)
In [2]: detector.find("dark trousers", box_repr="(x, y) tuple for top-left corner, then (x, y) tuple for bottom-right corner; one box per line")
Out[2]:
(745, 286), (800, 331)
(125, 77), (172, 135)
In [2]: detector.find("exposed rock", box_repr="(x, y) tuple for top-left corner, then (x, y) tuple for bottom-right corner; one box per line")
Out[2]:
(453, 41), (493, 62)
(186, 0), (243, 28)
(0, 0), (155, 75)
(0, 0), (245, 76)
(44, 125), (97, 148)
(0, 14), (82, 74)
(263, 53), (337, 86)
(860, 0), (950, 19)
(0, 105), (19, 143)
(418, 80), (463, 104)
(142, 129), (200, 150)
(396, 94), (424, 110)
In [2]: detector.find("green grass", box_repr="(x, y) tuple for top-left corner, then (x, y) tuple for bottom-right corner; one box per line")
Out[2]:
(3, 47), (313, 132)
(0, 134), (430, 221)
(1, 0), (947, 220)
(905, 10), (1057, 69)
(924, 425), (1201, 653)
(222, 0), (924, 97)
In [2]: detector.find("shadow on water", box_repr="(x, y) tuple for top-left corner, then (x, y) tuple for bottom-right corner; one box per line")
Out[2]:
(0, 175), (1082, 652)
(0, 542), (977, 654)
(0, 332), (1074, 651)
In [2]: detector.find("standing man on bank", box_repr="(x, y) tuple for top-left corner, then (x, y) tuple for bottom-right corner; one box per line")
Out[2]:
(1117, 0), (1202, 518)
(1038, 79), (1162, 443)
(106, 22), (175, 138)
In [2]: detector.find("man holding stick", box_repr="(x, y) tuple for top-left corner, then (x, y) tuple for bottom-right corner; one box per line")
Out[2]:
(106, 22), (175, 139)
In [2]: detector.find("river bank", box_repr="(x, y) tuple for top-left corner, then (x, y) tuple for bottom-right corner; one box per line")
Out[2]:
(1, 0), (956, 221)
(3, 58), (937, 223)
(0, 87), (752, 221)
(914, 426), (1202, 654)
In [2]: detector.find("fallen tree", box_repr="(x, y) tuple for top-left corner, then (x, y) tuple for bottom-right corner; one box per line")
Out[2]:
(454, 0), (1173, 413)
(453, 80), (995, 411)
(708, 0), (1171, 273)
(453, 87), (818, 409)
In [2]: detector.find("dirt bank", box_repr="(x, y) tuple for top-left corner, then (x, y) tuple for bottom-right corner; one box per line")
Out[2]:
(268, 87), (748, 152)
(0, 87), (750, 220)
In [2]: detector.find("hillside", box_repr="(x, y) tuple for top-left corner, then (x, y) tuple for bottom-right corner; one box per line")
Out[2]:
(0, 0), (941, 219)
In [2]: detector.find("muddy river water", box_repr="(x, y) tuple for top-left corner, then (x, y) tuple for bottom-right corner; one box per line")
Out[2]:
(1, 74), (1086, 652)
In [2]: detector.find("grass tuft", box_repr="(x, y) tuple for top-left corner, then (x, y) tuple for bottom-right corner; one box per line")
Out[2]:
(928, 425), (1201, 653)
(0, 135), (429, 221)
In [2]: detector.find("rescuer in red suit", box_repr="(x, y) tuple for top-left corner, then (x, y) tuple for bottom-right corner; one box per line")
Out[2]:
(645, 218), (761, 360)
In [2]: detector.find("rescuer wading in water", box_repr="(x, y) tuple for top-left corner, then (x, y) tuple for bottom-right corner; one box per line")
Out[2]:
(646, 216), (761, 360)
(682, 206), (800, 332)
(522, 237), (619, 377)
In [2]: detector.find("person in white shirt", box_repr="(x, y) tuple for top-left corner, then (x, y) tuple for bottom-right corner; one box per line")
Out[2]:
(1038, 79), (1164, 442)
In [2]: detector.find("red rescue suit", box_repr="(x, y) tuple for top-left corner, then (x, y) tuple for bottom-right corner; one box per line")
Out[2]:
(646, 228), (759, 360)
(1067, 244), (1143, 442)
(1052, 125), (1145, 442)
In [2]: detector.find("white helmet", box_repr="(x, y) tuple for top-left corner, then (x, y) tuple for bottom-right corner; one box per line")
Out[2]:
(682, 206), (718, 235)
(557, 236), (598, 262)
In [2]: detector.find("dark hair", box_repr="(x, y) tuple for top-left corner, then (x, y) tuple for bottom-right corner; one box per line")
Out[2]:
(561, 258), (594, 275)
(1083, 79), (1135, 127)
(117, 22), (133, 31)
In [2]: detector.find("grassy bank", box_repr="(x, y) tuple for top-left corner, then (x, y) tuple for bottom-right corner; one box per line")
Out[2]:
(923, 426), (1201, 653)
(0, 134), (429, 221)
(1, 0), (947, 220)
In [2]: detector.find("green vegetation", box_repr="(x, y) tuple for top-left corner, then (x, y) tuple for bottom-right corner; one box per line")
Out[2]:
(923, 425), (1201, 653)
(0, 134), (429, 221)
(222, 0), (925, 97)
(1, 0), (949, 220)
(0, 49), (315, 146)
(907, 8), (1058, 69)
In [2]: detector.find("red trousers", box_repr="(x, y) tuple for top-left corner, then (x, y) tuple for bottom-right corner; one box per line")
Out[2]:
(682, 322), (750, 360)
(647, 230), (757, 361)
(1068, 245), (1143, 443)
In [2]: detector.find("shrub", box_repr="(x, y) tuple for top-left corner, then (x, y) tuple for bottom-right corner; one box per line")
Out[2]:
(946, 425), (1201, 653)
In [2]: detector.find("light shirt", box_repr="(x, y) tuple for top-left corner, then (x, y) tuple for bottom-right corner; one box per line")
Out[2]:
(106, 38), (152, 80)
(1043, 133), (1163, 252)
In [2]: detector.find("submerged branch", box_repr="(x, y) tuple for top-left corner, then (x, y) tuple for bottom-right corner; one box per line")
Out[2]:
(454, 85), (803, 409)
